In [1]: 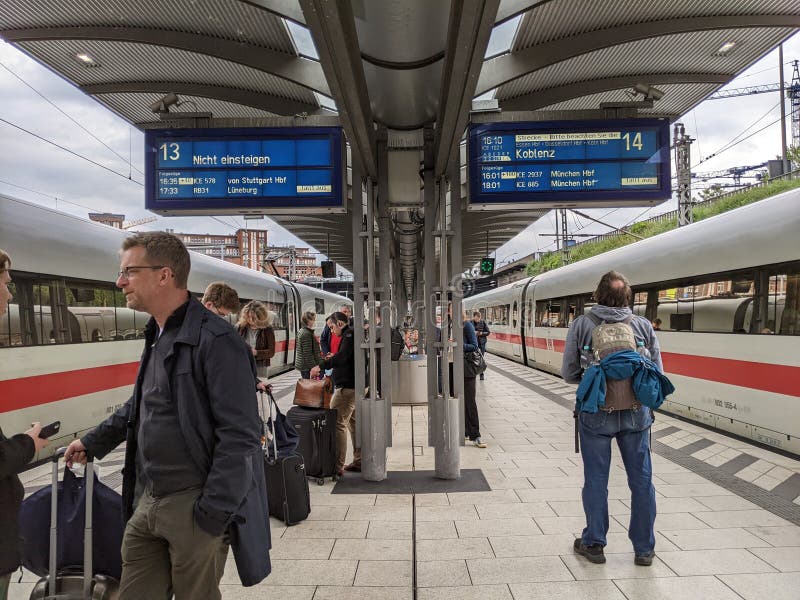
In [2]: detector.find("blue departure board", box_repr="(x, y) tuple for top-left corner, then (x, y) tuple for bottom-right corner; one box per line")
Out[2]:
(145, 127), (345, 215)
(468, 119), (671, 208)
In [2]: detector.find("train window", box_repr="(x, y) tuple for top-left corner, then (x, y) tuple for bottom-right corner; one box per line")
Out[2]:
(582, 294), (596, 315)
(632, 291), (648, 317)
(265, 302), (286, 328)
(535, 299), (561, 327)
(0, 280), (17, 347)
(565, 299), (578, 326)
(315, 298), (325, 315)
(65, 282), (119, 342)
(656, 275), (755, 333)
(771, 270), (800, 335)
(486, 304), (509, 326)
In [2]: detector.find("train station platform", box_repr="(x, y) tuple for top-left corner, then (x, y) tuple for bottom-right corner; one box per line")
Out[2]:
(12, 354), (800, 600)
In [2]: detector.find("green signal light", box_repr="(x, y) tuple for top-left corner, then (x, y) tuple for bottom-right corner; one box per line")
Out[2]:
(479, 257), (495, 275)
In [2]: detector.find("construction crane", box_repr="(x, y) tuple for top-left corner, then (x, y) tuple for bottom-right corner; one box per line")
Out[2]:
(706, 60), (800, 149)
(706, 83), (783, 100)
(790, 60), (800, 148)
(122, 216), (157, 229)
(691, 162), (768, 185)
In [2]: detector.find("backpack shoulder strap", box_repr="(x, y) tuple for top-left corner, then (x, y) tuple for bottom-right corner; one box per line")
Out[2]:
(587, 312), (603, 326)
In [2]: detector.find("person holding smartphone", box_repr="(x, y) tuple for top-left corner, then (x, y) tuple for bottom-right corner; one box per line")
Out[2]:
(0, 248), (49, 600)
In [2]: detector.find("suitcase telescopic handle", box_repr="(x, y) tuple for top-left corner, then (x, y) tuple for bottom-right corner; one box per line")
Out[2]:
(49, 446), (95, 599)
(260, 390), (279, 461)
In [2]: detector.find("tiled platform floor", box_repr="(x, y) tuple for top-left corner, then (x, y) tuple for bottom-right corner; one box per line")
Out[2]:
(11, 354), (800, 600)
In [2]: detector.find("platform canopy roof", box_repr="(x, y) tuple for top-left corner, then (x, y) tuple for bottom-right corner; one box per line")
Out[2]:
(2, 0), (798, 273)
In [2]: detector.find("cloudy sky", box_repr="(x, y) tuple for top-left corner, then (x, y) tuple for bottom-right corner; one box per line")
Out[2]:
(0, 29), (798, 270)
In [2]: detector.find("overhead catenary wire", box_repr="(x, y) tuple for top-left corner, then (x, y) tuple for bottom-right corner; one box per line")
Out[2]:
(694, 104), (799, 170)
(0, 177), (107, 214)
(0, 60), (144, 176)
(0, 116), (144, 185)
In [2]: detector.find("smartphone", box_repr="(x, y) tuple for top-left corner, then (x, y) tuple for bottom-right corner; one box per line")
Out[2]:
(38, 421), (61, 439)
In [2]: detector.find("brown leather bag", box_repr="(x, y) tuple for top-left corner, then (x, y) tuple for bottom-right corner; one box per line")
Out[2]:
(293, 376), (333, 409)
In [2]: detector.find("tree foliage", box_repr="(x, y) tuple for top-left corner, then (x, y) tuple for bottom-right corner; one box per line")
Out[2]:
(525, 176), (800, 277)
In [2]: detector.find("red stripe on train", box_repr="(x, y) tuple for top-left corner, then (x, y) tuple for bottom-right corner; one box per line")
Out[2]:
(492, 334), (798, 396)
(660, 352), (797, 397)
(494, 332), (565, 352)
(0, 362), (140, 412)
(1, 340), (300, 413)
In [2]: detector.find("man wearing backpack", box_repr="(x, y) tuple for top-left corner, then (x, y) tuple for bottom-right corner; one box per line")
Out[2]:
(562, 271), (663, 568)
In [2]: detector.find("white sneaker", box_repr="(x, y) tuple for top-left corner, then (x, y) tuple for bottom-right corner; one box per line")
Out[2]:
(473, 437), (487, 448)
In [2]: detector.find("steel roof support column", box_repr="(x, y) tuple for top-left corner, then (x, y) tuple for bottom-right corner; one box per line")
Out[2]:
(434, 0), (500, 176)
(351, 163), (367, 478)
(378, 131), (394, 455)
(360, 128), (392, 481)
(300, 0), (377, 177)
(423, 127), (440, 459)
(449, 164), (466, 444)
(429, 168), (461, 480)
(358, 171), (386, 481)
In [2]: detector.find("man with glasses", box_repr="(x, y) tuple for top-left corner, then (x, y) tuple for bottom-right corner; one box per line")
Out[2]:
(64, 232), (270, 598)
(202, 281), (240, 318)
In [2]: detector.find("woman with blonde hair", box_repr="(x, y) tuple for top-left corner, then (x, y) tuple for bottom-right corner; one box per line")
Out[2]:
(237, 300), (276, 379)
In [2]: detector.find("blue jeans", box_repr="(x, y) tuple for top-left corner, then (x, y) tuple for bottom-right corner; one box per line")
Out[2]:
(579, 407), (656, 555)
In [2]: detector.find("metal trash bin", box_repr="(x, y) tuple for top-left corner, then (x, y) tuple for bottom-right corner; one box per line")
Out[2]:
(390, 354), (428, 405)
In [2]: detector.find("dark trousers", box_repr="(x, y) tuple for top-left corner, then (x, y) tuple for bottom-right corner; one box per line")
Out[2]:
(449, 364), (481, 440)
(463, 376), (480, 440)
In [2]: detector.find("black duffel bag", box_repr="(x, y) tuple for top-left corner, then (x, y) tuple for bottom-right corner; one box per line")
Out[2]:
(464, 350), (487, 378)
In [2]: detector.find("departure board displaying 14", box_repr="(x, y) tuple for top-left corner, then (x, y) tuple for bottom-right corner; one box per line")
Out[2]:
(468, 119), (671, 209)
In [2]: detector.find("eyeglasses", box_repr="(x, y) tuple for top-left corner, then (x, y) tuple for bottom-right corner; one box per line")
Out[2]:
(210, 305), (232, 318)
(117, 265), (165, 280)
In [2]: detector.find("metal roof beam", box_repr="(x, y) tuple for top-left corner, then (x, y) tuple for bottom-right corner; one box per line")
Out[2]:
(500, 72), (731, 110)
(435, 0), (500, 176)
(478, 14), (800, 95)
(83, 82), (321, 116)
(2, 26), (330, 96)
(299, 0), (376, 177)
(240, 0), (307, 25)
(496, 0), (552, 24)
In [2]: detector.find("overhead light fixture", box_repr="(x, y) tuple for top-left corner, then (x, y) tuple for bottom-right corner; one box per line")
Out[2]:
(715, 41), (737, 56)
(74, 52), (100, 67)
(149, 92), (181, 114)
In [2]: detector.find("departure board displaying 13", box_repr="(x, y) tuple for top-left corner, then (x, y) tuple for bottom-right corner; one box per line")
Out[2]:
(468, 119), (671, 209)
(145, 127), (345, 215)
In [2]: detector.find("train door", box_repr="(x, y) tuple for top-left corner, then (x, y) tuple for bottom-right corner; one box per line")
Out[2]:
(511, 299), (522, 357)
(285, 283), (302, 366)
(520, 279), (534, 366)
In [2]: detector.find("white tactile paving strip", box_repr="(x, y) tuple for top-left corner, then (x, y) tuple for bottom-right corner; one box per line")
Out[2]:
(10, 357), (800, 600)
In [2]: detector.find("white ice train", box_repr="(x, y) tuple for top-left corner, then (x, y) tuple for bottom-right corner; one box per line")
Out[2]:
(465, 188), (800, 456)
(0, 195), (350, 461)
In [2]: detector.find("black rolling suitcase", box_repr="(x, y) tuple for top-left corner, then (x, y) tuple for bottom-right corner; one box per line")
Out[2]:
(286, 406), (338, 485)
(261, 390), (311, 526)
(28, 449), (119, 600)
